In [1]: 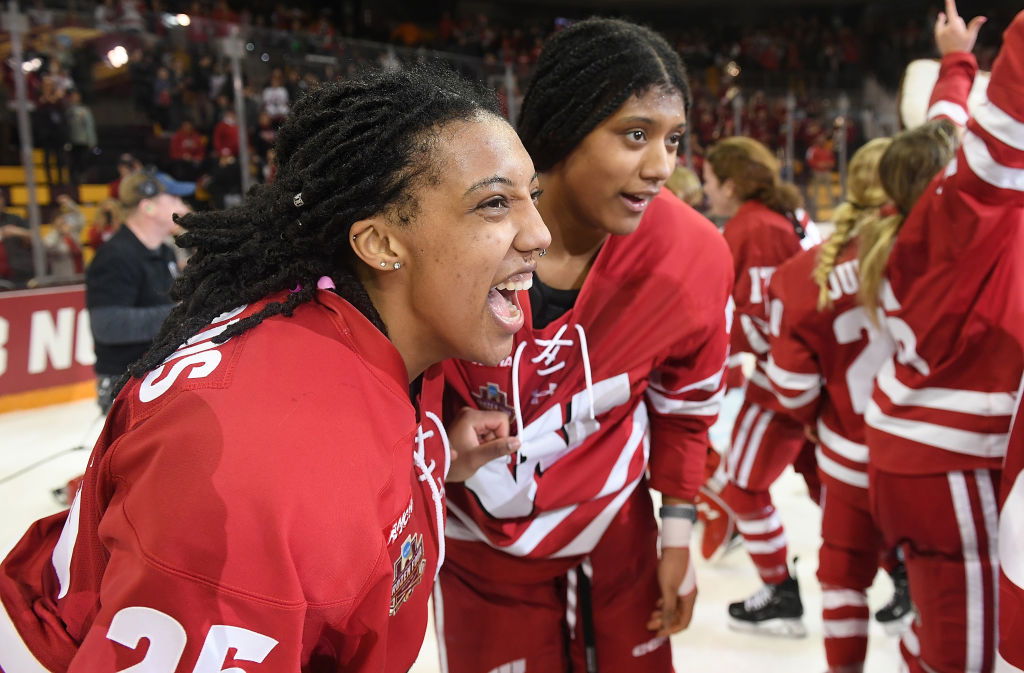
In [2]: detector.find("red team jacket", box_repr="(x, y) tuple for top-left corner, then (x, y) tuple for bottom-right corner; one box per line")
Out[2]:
(0, 291), (449, 672)
(863, 29), (1024, 477)
(998, 249), (1024, 672)
(427, 189), (733, 570)
(723, 199), (812, 406)
(765, 241), (885, 503)
(979, 17), (1024, 670)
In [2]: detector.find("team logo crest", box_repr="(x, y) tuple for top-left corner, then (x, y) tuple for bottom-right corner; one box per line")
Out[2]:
(390, 533), (427, 616)
(472, 382), (516, 422)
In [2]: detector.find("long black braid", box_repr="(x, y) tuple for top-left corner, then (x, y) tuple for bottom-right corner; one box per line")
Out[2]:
(518, 18), (692, 172)
(124, 66), (499, 389)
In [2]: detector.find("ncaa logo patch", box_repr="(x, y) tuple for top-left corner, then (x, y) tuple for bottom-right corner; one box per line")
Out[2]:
(472, 382), (516, 423)
(390, 533), (427, 616)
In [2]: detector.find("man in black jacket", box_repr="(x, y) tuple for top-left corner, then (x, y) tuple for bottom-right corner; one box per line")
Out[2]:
(86, 170), (187, 412)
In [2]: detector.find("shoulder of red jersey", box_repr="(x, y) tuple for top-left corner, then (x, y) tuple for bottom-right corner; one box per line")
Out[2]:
(117, 290), (409, 425)
(632, 188), (732, 285)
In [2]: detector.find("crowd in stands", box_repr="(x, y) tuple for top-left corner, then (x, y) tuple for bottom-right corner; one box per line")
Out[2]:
(0, 0), (1011, 289)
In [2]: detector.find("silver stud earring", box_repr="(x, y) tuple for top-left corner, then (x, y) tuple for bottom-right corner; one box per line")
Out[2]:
(379, 261), (387, 267)
(393, 262), (402, 270)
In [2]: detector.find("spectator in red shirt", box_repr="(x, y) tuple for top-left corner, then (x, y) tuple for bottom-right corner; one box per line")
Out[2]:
(213, 109), (240, 158)
(805, 134), (836, 218)
(169, 120), (208, 180)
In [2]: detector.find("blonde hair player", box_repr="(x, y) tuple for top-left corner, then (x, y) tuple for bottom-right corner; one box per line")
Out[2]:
(765, 138), (918, 673)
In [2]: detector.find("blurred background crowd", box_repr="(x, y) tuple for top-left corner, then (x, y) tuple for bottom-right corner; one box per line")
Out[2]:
(0, 0), (1013, 289)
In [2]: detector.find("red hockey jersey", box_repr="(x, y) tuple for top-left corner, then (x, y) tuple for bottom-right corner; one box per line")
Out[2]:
(426, 189), (733, 563)
(0, 291), (449, 673)
(864, 13), (1024, 476)
(765, 241), (889, 499)
(723, 199), (811, 407)
(990, 181), (1024, 673)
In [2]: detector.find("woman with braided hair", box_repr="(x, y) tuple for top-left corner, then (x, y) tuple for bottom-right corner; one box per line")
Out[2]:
(764, 138), (913, 672)
(0, 66), (549, 672)
(424, 17), (733, 672)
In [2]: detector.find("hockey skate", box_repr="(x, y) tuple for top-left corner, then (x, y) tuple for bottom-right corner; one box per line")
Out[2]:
(875, 563), (914, 636)
(727, 575), (807, 638)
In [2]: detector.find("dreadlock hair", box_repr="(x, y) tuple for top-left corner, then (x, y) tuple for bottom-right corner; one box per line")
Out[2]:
(125, 66), (500, 388)
(517, 17), (691, 172)
(706, 136), (803, 217)
(812, 137), (891, 310)
(858, 119), (959, 320)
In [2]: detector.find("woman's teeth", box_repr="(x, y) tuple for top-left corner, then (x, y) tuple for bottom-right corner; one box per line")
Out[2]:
(493, 277), (534, 292)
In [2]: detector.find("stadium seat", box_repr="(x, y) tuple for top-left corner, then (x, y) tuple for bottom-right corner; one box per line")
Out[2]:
(78, 184), (109, 203)
(0, 166), (48, 185)
(10, 185), (51, 206)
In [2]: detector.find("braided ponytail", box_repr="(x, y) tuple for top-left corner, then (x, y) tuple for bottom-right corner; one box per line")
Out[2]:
(813, 137), (891, 310)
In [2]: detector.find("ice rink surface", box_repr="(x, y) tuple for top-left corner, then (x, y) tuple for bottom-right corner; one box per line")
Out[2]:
(0, 390), (903, 672)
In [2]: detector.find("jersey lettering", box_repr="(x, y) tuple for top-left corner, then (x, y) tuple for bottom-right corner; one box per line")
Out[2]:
(465, 373), (632, 518)
(747, 266), (777, 305)
(827, 259), (860, 300)
(832, 306), (892, 413)
(880, 281), (931, 376)
(138, 306), (247, 403)
(107, 606), (278, 673)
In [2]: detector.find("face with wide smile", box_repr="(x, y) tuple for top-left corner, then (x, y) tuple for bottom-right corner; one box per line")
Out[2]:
(353, 114), (550, 378)
(544, 87), (686, 238)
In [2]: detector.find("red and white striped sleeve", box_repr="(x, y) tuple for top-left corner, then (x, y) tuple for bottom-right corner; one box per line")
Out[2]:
(926, 51), (978, 127)
(764, 264), (822, 428)
(646, 287), (733, 501)
(953, 11), (1024, 207)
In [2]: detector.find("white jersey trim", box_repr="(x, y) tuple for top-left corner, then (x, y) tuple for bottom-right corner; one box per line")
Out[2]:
(446, 405), (648, 559)
(646, 387), (724, 416)
(866, 400), (1008, 458)
(876, 359), (1017, 417)
(817, 447), (869, 489)
(962, 131), (1024, 192)
(747, 369), (775, 395)
(766, 357), (822, 391)
(928, 100), (969, 126)
(974, 97), (1024, 151)
(772, 386), (820, 410)
(817, 421), (869, 464)
(740, 314), (770, 355)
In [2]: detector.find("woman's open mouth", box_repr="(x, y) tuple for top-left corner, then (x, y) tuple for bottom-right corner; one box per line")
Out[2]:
(487, 272), (532, 333)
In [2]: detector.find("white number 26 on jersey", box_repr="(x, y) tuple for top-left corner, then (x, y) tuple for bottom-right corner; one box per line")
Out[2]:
(107, 606), (277, 672)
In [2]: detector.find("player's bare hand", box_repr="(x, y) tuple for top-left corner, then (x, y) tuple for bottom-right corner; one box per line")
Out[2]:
(445, 407), (520, 482)
(935, 0), (986, 56)
(647, 547), (697, 636)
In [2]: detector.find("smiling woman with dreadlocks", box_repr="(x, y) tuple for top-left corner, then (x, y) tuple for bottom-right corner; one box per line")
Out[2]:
(424, 18), (733, 672)
(0, 66), (548, 672)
